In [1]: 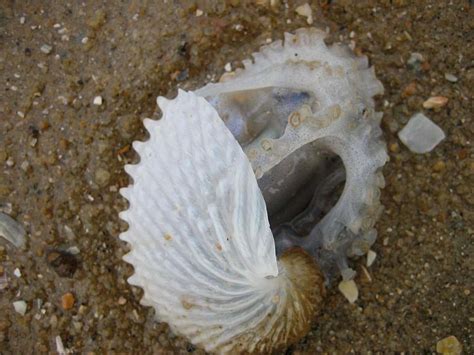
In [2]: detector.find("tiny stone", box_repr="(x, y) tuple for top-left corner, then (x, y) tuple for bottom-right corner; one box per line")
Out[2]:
(118, 296), (127, 305)
(81, 37), (89, 44)
(20, 161), (29, 172)
(436, 335), (462, 355)
(338, 280), (358, 303)
(61, 292), (75, 310)
(398, 113), (446, 154)
(389, 142), (400, 153)
(73, 321), (83, 331)
(78, 305), (87, 315)
(195, 9), (203, 16)
(402, 82), (417, 97)
(407, 52), (423, 68)
(56, 335), (66, 355)
(6, 157), (15, 167)
(66, 246), (80, 255)
(444, 73), (458, 83)
(341, 268), (356, 281)
(20, 17), (25, 24)
(13, 300), (27, 315)
(93, 96), (103, 106)
(432, 160), (446, 172)
(295, 3), (313, 25)
(63, 225), (75, 240)
(224, 63), (232, 72)
(94, 167), (110, 187)
(13, 268), (21, 278)
(40, 44), (53, 54)
(367, 250), (377, 267)
(423, 96), (449, 109)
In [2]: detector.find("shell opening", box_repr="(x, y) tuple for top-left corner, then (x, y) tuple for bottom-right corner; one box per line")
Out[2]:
(260, 142), (345, 232)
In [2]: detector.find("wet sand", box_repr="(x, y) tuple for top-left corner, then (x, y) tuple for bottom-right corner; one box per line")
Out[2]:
(0, 1), (472, 353)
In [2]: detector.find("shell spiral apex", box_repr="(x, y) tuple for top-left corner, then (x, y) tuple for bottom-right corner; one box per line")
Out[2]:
(120, 90), (325, 353)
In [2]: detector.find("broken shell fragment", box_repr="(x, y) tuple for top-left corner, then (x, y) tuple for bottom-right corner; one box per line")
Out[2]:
(422, 96), (448, 109)
(338, 280), (359, 304)
(0, 212), (26, 248)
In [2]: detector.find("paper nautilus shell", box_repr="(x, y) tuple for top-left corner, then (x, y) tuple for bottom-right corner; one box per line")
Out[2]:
(119, 28), (387, 353)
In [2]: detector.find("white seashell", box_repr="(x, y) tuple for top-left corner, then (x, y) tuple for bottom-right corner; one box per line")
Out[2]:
(195, 28), (387, 279)
(120, 90), (324, 353)
(121, 28), (388, 352)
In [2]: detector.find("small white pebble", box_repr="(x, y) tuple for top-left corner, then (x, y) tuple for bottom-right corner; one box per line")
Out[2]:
(67, 246), (80, 255)
(64, 225), (75, 240)
(13, 268), (22, 277)
(444, 73), (458, 83)
(224, 63), (232, 72)
(81, 37), (89, 44)
(93, 96), (103, 106)
(6, 157), (15, 167)
(341, 267), (356, 281)
(367, 250), (377, 267)
(20, 17), (25, 24)
(56, 335), (66, 355)
(17, 111), (25, 118)
(20, 161), (29, 171)
(295, 3), (313, 25)
(40, 44), (53, 54)
(53, 23), (61, 28)
(195, 9), (203, 16)
(57, 96), (68, 105)
(13, 300), (27, 315)
(398, 113), (446, 154)
(338, 280), (359, 303)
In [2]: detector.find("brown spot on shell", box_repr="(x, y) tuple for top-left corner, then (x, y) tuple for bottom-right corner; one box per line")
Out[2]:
(328, 104), (342, 120)
(181, 298), (194, 310)
(163, 233), (172, 241)
(289, 111), (302, 128)
(215, 242), (222, 252)
(260, 139), (272, 151)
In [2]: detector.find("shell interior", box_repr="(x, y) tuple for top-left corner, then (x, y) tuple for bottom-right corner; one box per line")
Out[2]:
(196, 28), (387, 277)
